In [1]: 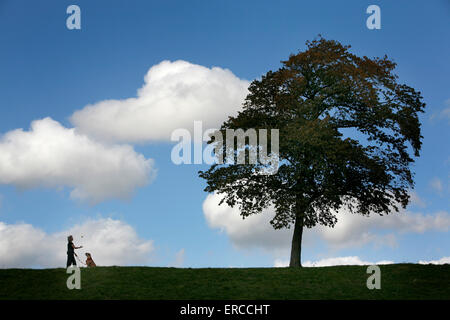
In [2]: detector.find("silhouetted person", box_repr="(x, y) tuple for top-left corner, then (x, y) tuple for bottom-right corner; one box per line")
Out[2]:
(67, 235), (82, 267)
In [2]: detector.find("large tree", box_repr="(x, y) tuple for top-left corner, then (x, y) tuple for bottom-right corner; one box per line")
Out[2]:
(199, 37), (425, 267)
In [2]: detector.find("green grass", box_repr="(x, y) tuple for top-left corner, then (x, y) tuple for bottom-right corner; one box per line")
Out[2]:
(0, 264), (448, 300)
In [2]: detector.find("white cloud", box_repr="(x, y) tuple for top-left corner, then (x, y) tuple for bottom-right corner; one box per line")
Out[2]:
(274, 258), (289, 267)
(418, 257), (450, 265)
(71, 60), (250, 143)
(302, 257), (394, 267)
(202, 193), (292, 255)
(203, 192), (450, 254)
(276, 256), (450, 267)
(274, 256), (394, 267)
(313, 208), (450, 250)
(0, 218), (154, 268)
(169, 248), (185, 268)
(0, 118), (156, 204)
(409, 191), (426, 208)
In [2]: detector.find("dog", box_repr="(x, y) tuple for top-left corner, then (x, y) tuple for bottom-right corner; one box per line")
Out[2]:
(85, 253), (96, 267)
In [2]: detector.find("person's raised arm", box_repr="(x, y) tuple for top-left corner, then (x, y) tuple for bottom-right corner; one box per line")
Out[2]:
(72, 243), (83, 250)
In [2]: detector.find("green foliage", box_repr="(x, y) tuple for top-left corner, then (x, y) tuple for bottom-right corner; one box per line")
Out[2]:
(199, 37), (425, 233)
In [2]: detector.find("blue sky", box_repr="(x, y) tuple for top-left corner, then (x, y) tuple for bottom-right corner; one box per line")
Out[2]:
(0, 0), (449, 268)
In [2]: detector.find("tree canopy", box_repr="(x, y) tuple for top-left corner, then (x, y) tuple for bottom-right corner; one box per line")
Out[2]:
(199, 37), (425, 267)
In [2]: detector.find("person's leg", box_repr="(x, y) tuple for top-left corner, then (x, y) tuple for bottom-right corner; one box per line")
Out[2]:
(67, 255), (76, 267)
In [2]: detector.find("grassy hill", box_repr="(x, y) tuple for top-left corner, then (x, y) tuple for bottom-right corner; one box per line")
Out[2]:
(0, 264), (449, 300)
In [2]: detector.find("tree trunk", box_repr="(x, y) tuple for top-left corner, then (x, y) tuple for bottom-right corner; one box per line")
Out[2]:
(289, 212), (304, 267)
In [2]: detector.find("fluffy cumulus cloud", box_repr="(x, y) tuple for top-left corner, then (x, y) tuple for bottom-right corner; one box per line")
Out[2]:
(0, 118), (156, 203)
(203, 193), (292, 255)
(274, 256), (394, 267)
(418, 257), (450, 265)
(0, 218), (154, 268)
(0, 60), (248, 202)
(203, 193), (450, 254)
(408, 191), (426, 208)
(312, 207), (450, 250)
(273, 256), (450, 267)
(71, 60), (250, 143)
